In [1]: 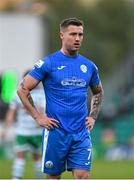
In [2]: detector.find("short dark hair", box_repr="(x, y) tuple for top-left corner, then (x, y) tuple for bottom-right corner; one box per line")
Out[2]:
(60, 17), (83, 31)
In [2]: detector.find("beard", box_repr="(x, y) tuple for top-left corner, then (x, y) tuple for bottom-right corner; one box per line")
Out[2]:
(67, 45), (80, 56)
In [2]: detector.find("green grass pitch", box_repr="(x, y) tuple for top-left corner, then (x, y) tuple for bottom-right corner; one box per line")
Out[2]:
(0, 159), (134, 179)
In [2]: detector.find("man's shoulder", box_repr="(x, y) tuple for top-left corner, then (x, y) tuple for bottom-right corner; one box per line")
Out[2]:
(79, 54), (96, 66)
(45, 51), (59, 59)
(41, 51), (59, 64)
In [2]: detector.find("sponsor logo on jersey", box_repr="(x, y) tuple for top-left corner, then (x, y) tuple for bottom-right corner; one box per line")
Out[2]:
(61, 76), (86, 87)
(57, 66), (66, 70)
(34, 59), (44, 68)
(45, 161), (53, 168)
(80, 64), (87, 73)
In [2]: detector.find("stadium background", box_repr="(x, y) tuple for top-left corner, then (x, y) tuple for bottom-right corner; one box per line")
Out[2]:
(0, 0), (134, 179)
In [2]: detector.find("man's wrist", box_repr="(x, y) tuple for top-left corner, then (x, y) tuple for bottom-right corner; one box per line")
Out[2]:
(88, 114), (96, 121)
(33, 114), (40, 120)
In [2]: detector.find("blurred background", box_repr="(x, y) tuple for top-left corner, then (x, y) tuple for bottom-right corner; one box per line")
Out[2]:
(0, 0), (134, 179)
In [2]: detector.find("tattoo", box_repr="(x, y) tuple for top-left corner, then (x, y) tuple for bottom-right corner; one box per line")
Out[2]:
(20, 79), (27, 90)
(28, 93), (35, 107)
(20, 79), (35, 107)
(89, 84), (104, 120)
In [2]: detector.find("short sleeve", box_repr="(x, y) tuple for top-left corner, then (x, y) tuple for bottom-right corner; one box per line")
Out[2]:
(89, 63), (100, 86)
(29, 57), (51, 81)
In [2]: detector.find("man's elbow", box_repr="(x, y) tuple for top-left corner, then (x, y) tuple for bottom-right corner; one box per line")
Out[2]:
(17, 86), (23, 98)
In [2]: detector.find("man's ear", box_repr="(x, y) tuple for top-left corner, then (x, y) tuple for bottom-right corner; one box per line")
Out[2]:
(60, 32), (64, 40)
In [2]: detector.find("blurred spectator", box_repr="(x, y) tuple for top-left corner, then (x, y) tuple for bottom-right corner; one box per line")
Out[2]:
(102, 128), (117, 148)
(102, 130), (134, 160)
(1, 70), (45, 180)
(102, 129), (127, 160)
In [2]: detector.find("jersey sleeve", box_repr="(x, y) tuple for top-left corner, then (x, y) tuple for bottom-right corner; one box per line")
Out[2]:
(89, 63), (100, 86)
(29, 57), (51, 81)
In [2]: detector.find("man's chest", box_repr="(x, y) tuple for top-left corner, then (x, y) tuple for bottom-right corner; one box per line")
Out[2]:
(47, 61), (92, 87)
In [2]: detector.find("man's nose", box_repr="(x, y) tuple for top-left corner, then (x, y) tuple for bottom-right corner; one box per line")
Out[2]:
(75, 35), (80, 41)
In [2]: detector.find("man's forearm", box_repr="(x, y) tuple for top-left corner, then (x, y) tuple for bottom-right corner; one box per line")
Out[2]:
(17, 80), (40, 120)
(89, 90), (104, 120)
(18, 91), (40, 119)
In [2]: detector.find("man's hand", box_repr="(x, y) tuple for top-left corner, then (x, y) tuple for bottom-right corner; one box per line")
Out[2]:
(35, 115), (59, 130)
(85, 116), (95, 131)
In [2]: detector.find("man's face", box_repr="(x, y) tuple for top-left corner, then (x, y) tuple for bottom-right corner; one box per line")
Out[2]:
(60, 25), (83, 52)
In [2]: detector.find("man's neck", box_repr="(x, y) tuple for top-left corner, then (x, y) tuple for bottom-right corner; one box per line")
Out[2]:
(60, 48), (78, 57)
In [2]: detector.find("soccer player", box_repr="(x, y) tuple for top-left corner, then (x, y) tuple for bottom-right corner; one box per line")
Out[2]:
(2, 70), (45, 180)
(17, 18), (104, 179)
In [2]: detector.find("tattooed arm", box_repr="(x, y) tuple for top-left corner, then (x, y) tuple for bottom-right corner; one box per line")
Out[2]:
(89, 82), (104, 119)
(27, 93), (35, 107)
(85, 82), (104, 130)
(17, 75), (59, 129)
(17, 75), (40, 118)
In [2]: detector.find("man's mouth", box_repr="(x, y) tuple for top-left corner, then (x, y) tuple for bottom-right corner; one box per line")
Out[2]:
(74, 43), (80, 47)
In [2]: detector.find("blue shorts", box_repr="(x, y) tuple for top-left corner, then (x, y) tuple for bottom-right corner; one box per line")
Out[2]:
(41, 127), (92, 175)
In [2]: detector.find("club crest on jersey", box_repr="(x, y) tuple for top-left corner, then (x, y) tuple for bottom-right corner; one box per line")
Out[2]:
(34, 59), (44, 68)
(80, 64), (87, 73)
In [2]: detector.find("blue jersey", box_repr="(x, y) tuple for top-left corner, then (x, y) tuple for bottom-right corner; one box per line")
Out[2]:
(29, 50), (100, 133)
